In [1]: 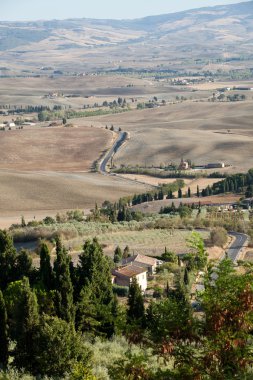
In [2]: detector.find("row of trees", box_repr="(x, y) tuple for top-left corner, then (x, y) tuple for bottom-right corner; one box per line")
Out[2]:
(202, 169), (253, 198)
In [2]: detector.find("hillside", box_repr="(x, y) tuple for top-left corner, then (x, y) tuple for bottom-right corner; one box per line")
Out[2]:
(0, 1), (252, 74)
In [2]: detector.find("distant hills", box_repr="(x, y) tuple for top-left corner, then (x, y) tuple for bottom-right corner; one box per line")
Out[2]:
(0, 1), (252, 74)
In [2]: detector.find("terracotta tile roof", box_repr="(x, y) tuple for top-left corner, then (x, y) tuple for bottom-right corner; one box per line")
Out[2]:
(122, 254), (158, 267)
(113, 265), (147, 278)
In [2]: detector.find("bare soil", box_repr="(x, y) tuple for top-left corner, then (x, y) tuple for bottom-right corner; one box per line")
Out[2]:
(0, 125), (111, 171)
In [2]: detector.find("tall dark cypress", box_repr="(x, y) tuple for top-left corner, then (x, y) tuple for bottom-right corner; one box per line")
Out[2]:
(53, 237), (74, 322)
(39, 242), (53, 290)
(127, 278), (145, 327)
(14, 277), (39, 372)
(0, 290), (8, 368)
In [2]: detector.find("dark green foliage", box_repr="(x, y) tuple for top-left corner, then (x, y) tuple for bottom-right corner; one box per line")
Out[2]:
(77, 238), (113, 304)
(0, 290), (8, 368)
(113, 246), (122, 264)
(183, 267), (190, 286)
(53, 237), (74, 322)
(147, 296), (193, 344)
(32, 315), (91, 377)
(76, 238), (115, 337)
(127, 278), (145, 327)
(161, 247), (177, 263)
(201, 168), (253, 197)
(16, 249), (33, 280)
(0, 231), (17, 290)
(123, 245), (130, 259)
(200, 259), (253, 378)
(39, 242), (53, 290)
(160, 203), (193, 217)
(112, 285), (129, 297)
(13, 278), (39, 372)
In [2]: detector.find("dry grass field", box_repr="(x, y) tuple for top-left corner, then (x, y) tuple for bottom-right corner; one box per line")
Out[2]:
(0, 126), (112, 171)
(0, 119), (149, 220)
(90, 100), (253, 171)
(117, 175), (222, 193)
(0, 171), (149, 218)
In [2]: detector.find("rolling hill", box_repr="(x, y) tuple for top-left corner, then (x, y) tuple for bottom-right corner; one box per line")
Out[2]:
(0, 1), (252, 74)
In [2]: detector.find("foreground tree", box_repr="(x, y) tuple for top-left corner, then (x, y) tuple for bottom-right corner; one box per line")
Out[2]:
(127, 278), (145, 328)
(13, 278), (39, 372)
(53, 237), (74, 322)
(32, 315), (92, 377)
(0, 290), (8, 368)
(201, 259), (253, 379)
(39, 242), (53, 290)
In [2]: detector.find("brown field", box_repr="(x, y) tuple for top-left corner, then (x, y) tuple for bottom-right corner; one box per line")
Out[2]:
(88, 100), (253, 171)
(0, 116), (149, 219)
(0, 171), (149, 219)
(0, 126), (112, 171)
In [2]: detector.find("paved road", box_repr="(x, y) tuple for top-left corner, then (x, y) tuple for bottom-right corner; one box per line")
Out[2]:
(226, 232), (248, 262)
(99, 132), (128, 174)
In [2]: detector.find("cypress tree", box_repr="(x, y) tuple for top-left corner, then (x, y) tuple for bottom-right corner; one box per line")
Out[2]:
(77, 238), (113, 305)
(0, 230), (17, 290)
(77, 238), (115, 336)
(53, 237), (74, 322)
(0, 290), (8, 368)
(14, 277), (39, 372)
(127, 278), (145, 327)
(39, 242), (53, 290)
(123, 246), (130, 259)
(114, 246), (122, 263)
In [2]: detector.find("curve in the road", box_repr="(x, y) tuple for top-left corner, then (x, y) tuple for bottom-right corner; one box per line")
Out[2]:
(226, 232), (248, 262)
(99, 132), (128, 174)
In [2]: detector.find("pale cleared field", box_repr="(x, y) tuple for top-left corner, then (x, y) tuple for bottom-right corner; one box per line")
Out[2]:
(0, 126), (112, 171)
(117, 175), (221, 193)
(190, 80), (253, 91)
(0, 171), (149, 217)
(117, 174), (187, 186)
(90, 100), (253, 171)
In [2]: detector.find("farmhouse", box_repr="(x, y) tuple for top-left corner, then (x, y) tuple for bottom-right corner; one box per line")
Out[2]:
(112, 265), (148, 291)
(206, 162), (225, 169)
(121, 254), (162, 275)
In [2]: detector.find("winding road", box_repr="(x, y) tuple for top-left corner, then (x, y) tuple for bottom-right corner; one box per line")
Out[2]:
(226, 232), (248, 262)
(99, 132), (128, 174)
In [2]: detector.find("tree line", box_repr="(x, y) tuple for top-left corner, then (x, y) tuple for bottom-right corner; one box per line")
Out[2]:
(202, 169), (253, 198)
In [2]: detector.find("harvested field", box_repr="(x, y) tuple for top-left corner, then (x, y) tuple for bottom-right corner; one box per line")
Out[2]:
(180, 178), (224, 195)
(117, 175), (221, 193)
(89, 100), (253, 171)
(117, 174), (191, 187)
(0, 171), (149, 219)
(132, 194), (241, 214)
(0, 126), (111, 171)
